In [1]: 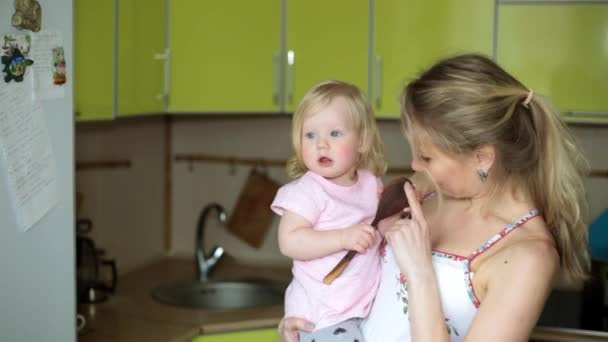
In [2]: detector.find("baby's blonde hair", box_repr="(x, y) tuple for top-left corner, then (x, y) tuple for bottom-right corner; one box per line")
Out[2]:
(286, 80), (386, 179)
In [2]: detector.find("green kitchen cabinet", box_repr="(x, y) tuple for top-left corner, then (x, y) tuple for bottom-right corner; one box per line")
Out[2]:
(75, 0), (166, 121)
(191, 328), (280, 342)
(284, 0), (369, 112)
(497, 3), (608, 124)
(169, 0), (367, 114)
(117, 0), (167, 117)
(74, 0), (114, 120)
(372, 0), (494, 117)
(169, 0), (282, 113)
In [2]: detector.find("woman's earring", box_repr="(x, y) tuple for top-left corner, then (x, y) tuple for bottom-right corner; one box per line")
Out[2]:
(477, 169), (489, 182)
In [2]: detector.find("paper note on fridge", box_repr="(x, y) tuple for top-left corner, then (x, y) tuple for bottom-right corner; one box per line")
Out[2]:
(0, 75), (59, 231)
(30, 30), (66, 100)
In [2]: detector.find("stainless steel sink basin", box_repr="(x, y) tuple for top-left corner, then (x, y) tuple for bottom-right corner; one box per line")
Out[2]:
(151, 279), (286, 310)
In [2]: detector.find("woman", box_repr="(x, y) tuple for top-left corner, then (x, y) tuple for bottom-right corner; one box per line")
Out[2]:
(279, 54), (589, 342)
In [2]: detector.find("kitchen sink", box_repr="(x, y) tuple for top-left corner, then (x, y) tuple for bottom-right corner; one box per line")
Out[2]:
(151, 279), (286, 310)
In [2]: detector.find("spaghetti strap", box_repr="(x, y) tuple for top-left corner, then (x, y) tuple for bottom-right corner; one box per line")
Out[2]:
(464, 209), (540, 308)
(467, 209), (540, 261)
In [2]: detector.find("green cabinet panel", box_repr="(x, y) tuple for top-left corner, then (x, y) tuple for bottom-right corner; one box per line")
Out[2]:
(286, 0), (369, 112)
(75, 0), (165, 121)
(169, 0), (282, 113)
(191, 328), (280, 342)
(497, 4), (608, 123)
(74, 0), (115, 120)
(374, 0), (494, 117)
(118, 0), (166, 116)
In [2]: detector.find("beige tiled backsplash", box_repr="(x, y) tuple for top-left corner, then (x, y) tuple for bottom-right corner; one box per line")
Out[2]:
(76, 116), (608, 274)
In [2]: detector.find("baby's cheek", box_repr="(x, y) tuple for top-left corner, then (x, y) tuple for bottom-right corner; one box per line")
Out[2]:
(335, 144), (358, 162)
(300, 145), (315, 164)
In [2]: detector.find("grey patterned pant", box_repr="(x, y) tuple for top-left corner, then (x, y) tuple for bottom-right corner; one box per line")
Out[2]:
(299, 318), (365, 342)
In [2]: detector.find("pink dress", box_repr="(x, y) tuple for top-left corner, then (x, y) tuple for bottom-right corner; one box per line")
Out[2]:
(271, 169), (382, 330)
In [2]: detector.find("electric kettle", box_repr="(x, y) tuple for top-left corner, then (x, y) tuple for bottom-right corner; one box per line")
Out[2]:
(76, 218), (117, 303)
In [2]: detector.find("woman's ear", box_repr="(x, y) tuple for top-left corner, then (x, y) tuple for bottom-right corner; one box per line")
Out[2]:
(475, 145), (496, 171)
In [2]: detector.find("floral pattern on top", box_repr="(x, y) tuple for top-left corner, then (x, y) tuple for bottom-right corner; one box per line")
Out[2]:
(380, 239), (388, 262)
(384, 209), (540, 338)
(431, 250), (467, 261)
(395, 272), (459, 337)
(396, 273), (409, 315)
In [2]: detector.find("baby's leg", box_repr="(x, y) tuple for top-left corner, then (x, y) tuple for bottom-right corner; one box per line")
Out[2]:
(299, 318), (364, 342)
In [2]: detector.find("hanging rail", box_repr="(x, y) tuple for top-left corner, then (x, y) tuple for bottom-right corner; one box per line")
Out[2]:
(174, 153), (608, 178)
(76, 159), (131, 171)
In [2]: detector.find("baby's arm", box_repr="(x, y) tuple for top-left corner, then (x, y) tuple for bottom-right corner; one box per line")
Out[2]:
(278, 210), (377, 261)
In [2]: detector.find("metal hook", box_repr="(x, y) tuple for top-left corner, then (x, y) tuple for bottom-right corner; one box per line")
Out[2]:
(229, 158), (237, 176)
(258, 160), (269, 175)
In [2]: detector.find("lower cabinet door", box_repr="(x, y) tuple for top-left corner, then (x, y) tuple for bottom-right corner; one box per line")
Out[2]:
(191, 328), (280, 342)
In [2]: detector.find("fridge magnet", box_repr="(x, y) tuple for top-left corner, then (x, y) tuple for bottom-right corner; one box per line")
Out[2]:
(52, 47), (66, 85)
(11, 0), (42, 32)
(1, 35), (33, 83)
(2, 34), (31, 57)
(2, 47), (34, 82)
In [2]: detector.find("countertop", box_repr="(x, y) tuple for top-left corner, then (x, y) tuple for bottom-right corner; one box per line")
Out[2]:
(77, 257), (291, 342)
(77, 257), (608, 342)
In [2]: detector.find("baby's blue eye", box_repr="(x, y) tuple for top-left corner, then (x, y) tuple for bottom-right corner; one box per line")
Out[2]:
(330, 130), (343, 138)
(305, 132), (315, 139)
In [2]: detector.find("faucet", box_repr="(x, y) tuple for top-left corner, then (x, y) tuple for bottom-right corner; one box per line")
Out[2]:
(196, 203), (227, 282)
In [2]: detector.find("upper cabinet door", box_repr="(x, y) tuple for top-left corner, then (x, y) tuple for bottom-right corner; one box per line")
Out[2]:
(497, 3), (608, 123)
(286, 0), (369, 112)
(169, 0), (282, 113)
(75, 0), (165, 121)
(373, 0), (494, 117)
(75, 0), (116, 121)
(118, 0), (167, 116)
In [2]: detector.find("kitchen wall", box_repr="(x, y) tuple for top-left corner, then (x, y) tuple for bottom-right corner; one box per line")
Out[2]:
(76, 117), (166, 274)
(76, 116), (608, 273)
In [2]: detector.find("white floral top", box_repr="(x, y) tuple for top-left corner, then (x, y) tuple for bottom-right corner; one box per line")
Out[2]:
(360, 210), (540, 342)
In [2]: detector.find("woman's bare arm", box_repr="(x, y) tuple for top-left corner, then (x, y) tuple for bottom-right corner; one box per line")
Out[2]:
(465, 239), (559, 342)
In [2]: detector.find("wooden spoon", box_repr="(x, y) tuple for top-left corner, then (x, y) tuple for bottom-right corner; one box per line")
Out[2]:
(322, 176), (412, 284)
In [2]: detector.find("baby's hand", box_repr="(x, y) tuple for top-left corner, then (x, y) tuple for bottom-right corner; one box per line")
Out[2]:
(340, 224), (377, 254)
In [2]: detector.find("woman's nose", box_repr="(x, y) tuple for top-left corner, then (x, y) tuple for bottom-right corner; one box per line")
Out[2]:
(411, 158), (422, 172)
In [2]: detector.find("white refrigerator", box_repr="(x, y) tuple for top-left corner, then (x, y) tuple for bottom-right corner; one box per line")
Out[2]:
(0, 0), (75, 341)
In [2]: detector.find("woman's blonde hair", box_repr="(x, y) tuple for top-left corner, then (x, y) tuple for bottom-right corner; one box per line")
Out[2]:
(287, 80), (387, 179)
(400, 54), (589, 283)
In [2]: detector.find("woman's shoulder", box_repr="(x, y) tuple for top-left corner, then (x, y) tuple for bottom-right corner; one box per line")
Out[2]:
(488, 217), (559, 279)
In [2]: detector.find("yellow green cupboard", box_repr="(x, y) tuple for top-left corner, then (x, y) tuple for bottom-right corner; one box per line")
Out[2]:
(496, 1), (608, 124)
(169, 0), (494, 116)
(190, 328), (280, 342)
(373, 0), (494, 117)
(169, 0), (282, 113)
(75, 0), (608, 123)
(74, 0), (166, 121)
(169, 0), (368, 114)
(74, 0), (114, 120)
(284, 0), (369, 113)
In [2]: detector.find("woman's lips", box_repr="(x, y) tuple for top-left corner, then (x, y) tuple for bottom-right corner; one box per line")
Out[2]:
(318, 157), (333, 166)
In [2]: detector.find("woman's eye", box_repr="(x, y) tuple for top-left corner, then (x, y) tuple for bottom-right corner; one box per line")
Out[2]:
(419, 155), (431, 162)
(330, 130), (343, 138)
(305, 132), (315, 139)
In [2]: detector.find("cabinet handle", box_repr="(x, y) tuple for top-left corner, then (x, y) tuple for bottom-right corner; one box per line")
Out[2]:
(154, 48), (170, 106)
(287, 50), (295, 105)
(273, 52), (280, 105)
(375, 55), (383, 110)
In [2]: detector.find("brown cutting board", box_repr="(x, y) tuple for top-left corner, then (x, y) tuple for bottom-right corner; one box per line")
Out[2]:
(227, 169), (281, 248)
